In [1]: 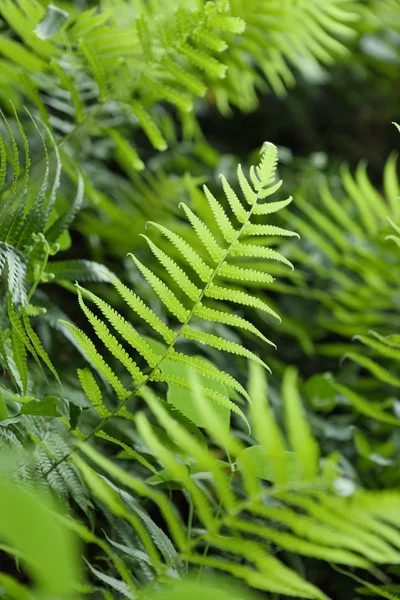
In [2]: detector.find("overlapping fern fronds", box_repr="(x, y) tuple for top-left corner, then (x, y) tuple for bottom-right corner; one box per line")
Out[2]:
(67, 363), (400, 599)
(0, 111), (110, 394)
(59, 142), (296, 430)
(0, 0), (245, 147)
(0, 0), (359, 151)
(217, 0), (359, 112)
(278, 152), (400, 354)
(328, 213), (400, 425)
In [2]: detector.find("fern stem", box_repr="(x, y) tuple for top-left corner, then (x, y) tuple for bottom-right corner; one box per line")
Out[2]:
(45, 178), (263, 477)
(186, 493), (194, 571)
(197, 469), (235, 582)
(27, 244), (49, 303)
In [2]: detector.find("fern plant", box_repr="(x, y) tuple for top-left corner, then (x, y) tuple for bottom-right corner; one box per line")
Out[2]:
(53, 142), (296, 446)
(4, 362), (400, 599)
(326, 207), (400, 455)
(0, 110), (114, 400)
(0, 0), (359, 142)
(62, 363), (400, 599)
(269, 151), (400, 357)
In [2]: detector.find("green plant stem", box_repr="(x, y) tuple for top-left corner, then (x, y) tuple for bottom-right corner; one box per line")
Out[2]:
(186, 493), (194, 571)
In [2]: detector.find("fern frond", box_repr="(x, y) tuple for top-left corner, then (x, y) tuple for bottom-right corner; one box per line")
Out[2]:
(345, 352), (400, 387)
(48, 144), (294, 467)
(179, 203), (225, 262)
(22, 313), (60, 385)
(216, 262), (274, 283)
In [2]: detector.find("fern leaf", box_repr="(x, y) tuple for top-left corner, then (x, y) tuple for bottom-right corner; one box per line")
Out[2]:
(192, 28), (227, 52)
(108, 128), (144, 174)
(231, 241), (294, 268)
(346, 352), (400, 387)
(369, 330), (400, 349)
(77, 368), (110, 418)
(76, 289), (148, 380)
(333, 383), (400, 426)
(179, 203), (225, 262)
(139, 235), (201, 302)
(353, 333), (400, 361)
(95, 430), (157, 474)
(129, 254), (190, 322)
(79, 38), (107, 99)
(50, 59), (84, 122)
(8, 298), (41, 370)
(217, 262), (274, 284)
(203, 185), (237, 243)
(180, 43), (227, 78)
(182, 326), (270, 371)
(194, 302), (275, 346)
(85, 562), (134, 599)
(166, 349), (250, 401)
(162, 56), (206, 96)
(237, 164), (257, 205)
(110, 275), (174, 345)
(5, 247), (27, 305)
(22, 314), (60, 384)
(243, 222), (299, 237)
(45, 173), (84, 243)
(227, 517), (368, 567)
(150, 370), (249, 429)
(0, 132), (6, 193)
(147, 222), (213, 282)
(45, 260), (113, 283)
(206, 283), (281, 321)
(131, 101), (167, 151)
(219, 174), (249, 223)
(76, 285), (159, 369)
(249, 362), (287, 485)
(136, 15), (153, 63)
(11, 328), (28, 394)
(252, 196), (293, 215)
(141, 75), (192, 113)
(59, 321), (131, 399)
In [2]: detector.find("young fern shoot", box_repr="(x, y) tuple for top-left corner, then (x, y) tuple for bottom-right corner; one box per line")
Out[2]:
(61, 142), (297, 435)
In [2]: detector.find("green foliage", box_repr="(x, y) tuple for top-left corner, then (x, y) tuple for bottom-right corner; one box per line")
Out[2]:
(60, 143), (295, 432)
(0, 2), (400, 599)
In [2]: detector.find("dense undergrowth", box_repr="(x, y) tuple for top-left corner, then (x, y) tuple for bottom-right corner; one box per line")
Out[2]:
(0, 1), (400, 599)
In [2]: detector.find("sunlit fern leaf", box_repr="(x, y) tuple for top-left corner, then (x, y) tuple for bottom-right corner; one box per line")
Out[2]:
(64, 143), (295, 428)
